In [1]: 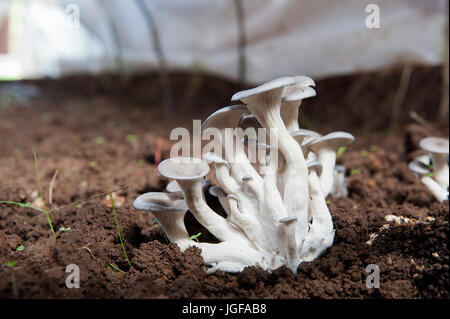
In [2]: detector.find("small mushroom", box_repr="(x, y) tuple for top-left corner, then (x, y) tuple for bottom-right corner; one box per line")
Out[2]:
(280, 76), (316, 133)
(419, 137), (449, 189)
(310, 131), (355, 197)
(166, 180), (183, 198)
(408, 160), (448, 202)
(133, 192), (193, 250)
(281, 87), (316, 133)
(158, 157), (241, 241)
(291, 129), (321, 145)
(330, 165), (348, 198)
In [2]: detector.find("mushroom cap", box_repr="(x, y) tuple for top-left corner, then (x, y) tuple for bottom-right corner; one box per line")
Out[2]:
(231, 77), (296, 102)
(282, 87), (316, 102)
(158, 157), (210, 180)
(408, 160), (430, 175)
(166, 180), (182, 193)
(307, 160), (323, 177)
(133, 192), (188, 212)
(208, 186), (227, 198)
(202, 104), (249, 131)
(203, 152), (229, 166)
(279, 216), (298, 224)
(310, 131), (355, 153)
(238, 114), (261, 130)
(300, 136), (318, 155)
(291, 129), (321, 144)
(292, 75), (315, 87)
(419, 137), (449, 155)
(282, 75), (316, 96)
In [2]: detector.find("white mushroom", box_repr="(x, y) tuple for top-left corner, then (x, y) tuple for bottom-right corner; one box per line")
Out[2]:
(158, 157), (243, 241)
(166, 180), (183, 198)
(419, 137), (449, 190)
(408, 160), (448, 202)
(310, 132), (355, 197)
(133, 192), (194, 251)
(281, 76), (316, 133)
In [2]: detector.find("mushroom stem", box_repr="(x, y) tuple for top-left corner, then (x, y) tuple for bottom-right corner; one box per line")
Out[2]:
(316, 149), (336, 197)
(420, 175), (449, 202)
(224, 130), (264, 197)
(133, 192), (196, 251)
(213, 163), (240, 195)
(177, 179), (242, 241)
(227, 195), (260, 244)
(281, 100), (302, 132)
(300, 170), (334, 261)
(257, 112), (310, 243)
(153, 209), (194, 251)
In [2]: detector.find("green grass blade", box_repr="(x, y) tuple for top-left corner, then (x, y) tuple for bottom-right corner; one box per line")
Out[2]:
(110, 191), (131, 269)
(33, 149), (56, 240)
(0, 201), (44, 213)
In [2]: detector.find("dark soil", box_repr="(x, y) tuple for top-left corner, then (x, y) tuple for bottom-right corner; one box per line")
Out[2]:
(0, 66), (448, 299)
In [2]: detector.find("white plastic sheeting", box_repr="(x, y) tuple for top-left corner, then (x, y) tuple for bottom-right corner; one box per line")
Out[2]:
(0, 0), (447, 82)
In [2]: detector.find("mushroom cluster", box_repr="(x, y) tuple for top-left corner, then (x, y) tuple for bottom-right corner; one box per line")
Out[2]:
(134, 76), (355, 274)
(408, 137), (449, 202)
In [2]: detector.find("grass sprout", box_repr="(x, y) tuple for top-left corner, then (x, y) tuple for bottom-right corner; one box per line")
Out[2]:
(336, 146), (347, 158)
(33, 149), (56, 240)
(110, 191), (131, 269)
(109, 263), (125, 273)
(0, 201), (44, 213)
(190, 232), (202, 243)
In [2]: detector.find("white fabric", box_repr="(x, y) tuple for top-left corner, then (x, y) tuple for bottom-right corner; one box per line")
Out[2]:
(0, 0), (447, 81)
